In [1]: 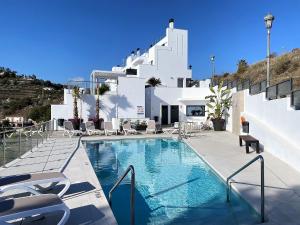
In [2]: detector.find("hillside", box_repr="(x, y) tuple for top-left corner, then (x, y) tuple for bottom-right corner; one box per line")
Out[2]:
(0, 67), (64, 122)
(213, 48), (300, 89)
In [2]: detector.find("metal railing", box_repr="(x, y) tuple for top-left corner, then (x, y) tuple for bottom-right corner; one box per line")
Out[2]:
(226, 155), (265, 223)
(0, 120), (55, 167)
(237, 80), (250, 91)
(266, 79), (292, 100)
(109, 165), (135, 225)
(249, 80), (267, 95)
(291, 89), (300, 110)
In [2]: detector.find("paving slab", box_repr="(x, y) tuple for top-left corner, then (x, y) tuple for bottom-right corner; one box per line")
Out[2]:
(186, 131), (300, 225)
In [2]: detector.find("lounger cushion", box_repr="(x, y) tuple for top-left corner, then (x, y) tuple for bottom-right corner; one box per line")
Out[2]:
(0, 194), (62, 217)
(0, 172), (65, 186)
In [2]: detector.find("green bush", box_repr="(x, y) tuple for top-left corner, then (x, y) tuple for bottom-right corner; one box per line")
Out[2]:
(28, 105), (51, 122)
(274, 58), (291, 75)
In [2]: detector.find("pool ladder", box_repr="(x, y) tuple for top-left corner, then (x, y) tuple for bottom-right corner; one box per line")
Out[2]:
(109, 165), (135, 225)
(226, 155), (265, 223)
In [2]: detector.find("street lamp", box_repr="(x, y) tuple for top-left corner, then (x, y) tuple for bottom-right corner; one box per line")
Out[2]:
(210, 55), (215, 86)
(264, 13), (275, 87)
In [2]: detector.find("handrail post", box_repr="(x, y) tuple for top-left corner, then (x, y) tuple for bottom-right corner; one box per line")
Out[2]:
(261, 157), (265, 223)
(130, 167), (135, 225)
(3, 133), (6, 165)
(18, 130), (21, 157)
(226, 155), (265, 223)
(109, 165), (135, 225)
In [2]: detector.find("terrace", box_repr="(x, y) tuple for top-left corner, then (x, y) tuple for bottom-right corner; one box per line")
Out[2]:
(1, 124), (300, 224)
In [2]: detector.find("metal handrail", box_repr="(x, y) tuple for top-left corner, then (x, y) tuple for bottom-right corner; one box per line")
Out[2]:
(226, 155), (265, 223)
(109, 165), (135, 225)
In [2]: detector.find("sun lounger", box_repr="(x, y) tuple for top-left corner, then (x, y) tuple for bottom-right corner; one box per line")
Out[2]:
(0, 194), (70, 225)
(85, 121), (104, 135)
(63, 121), (83, 137)
(146, 120), (157, 134)
(104, 122), (117, 136)
(0, 172), (70, 198)
(123, 122), (137, 135)
(163, 122), (180, 134)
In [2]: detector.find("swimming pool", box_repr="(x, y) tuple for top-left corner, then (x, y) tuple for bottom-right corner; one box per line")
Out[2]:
(85, 138), (259, 225)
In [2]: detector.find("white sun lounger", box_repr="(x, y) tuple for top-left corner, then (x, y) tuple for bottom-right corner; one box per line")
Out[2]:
(85, 121), (104, 135)
(123, 122), (137, 135)
(63, 121), (83, 137)
(146, 120), (157, 134)
(104, 122), (117, 136)
(0, 194), (70, 225)
(0, 172), (70, 198)
(163, 122), (180, 134)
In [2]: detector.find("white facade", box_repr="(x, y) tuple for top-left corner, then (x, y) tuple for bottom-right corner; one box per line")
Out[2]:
(91, 19), (191, 88)
(242, 91), (300, 172)
(52, 19), (211, 125)
(52, 77), (146, 122)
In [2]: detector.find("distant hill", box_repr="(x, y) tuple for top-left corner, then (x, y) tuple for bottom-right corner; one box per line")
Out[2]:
(213, 48), (300, 89)
(0, 67), (64, 122)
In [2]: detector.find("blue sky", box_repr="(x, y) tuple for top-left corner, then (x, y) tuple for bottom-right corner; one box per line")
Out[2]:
(0, 0), (299, 83)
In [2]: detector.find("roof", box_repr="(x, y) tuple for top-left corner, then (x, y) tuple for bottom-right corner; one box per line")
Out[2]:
(91, 70), (126, 79)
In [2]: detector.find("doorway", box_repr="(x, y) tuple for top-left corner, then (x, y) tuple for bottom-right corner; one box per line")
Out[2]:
(171, 105), (179, 124)
(161, 105), (169, 125)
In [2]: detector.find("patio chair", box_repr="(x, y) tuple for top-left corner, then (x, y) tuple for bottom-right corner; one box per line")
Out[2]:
(85, 121), (104, 136)
(0, 172), (71, 198)
(0, 194), (70, 225)
(200, 118), (213, 130)
(23, 125), (43, 138)
(146, 120), (157, 134)
(63, 121), (83, 137)
(123, 122), (137, 135)
(163, 122), (179, 134)
(104, 122), (117, 136)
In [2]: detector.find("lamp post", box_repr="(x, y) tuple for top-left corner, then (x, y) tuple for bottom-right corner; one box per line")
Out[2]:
(264, 13), (275, 87)
(210, 55), (215, 86)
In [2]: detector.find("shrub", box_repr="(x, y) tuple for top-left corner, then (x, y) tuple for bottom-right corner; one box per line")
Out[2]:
(274, 57), (291, 75)
(237, 59), (249, 74)
(28, 105), (51, 122)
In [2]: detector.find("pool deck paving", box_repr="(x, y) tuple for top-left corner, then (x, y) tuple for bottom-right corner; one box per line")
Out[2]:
(1, 131), (300, 224)
(186, 131), (300, 225)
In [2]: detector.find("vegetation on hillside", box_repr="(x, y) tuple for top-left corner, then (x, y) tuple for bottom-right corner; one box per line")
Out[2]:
(213, 48), (300, 89)
(0, 67), (64, 122)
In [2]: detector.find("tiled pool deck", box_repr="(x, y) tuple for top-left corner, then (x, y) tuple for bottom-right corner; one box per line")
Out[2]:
(1, 131), (300, 224)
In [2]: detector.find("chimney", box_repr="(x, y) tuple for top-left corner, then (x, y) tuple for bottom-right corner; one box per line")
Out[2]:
(169, 18), (174, 29)
(136, 48), (140, 56)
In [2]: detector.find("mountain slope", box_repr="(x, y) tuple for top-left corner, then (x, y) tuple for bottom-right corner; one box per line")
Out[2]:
(0, 67), (63, 121)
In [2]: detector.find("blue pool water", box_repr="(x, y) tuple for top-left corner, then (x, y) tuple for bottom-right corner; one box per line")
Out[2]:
(85, 138), (259, 225)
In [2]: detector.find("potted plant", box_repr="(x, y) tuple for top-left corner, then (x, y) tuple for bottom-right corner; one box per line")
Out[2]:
(95, 84), (110, 129)
(205, 81), (232, 131)
(72, 86), (81, 130)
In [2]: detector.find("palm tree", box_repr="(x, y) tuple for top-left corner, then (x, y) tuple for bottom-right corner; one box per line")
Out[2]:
(96, 84), (110, 120)
(147, 77), (161, 87)
(72, 86), (80, 119)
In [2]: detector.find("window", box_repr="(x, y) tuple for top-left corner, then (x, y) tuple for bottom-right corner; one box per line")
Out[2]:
(126, 68), (137, 75)
(186, 105), (205, 117)
(177, 78), (184, 88)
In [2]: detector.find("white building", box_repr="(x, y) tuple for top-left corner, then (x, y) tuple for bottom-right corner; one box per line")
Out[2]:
(51, 19), (211, 125)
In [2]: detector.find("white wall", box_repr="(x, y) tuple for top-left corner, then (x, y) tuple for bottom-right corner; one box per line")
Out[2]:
(239, 90), (300, 172)
(124, 26), (191, 88)
(146, 87), (211, 124)
(51, 77), (145, 122)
